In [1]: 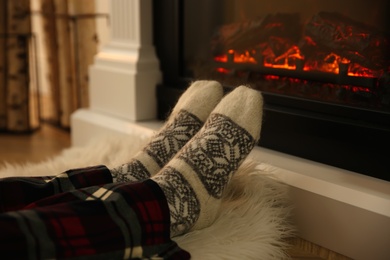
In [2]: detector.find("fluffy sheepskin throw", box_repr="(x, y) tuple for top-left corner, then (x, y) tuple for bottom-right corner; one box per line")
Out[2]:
(0, 134), (294, 259)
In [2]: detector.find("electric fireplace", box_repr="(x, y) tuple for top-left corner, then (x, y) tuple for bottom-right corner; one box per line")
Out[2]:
(153, 0), (390, 181)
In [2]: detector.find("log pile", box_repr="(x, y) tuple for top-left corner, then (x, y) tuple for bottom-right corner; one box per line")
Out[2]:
(303, 12), (390, 71)
(211, 13), (301, 57)
(211, 11), (389, 72)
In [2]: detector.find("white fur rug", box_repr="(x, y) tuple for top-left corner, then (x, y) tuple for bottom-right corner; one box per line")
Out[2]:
(0, 134), (294, 259)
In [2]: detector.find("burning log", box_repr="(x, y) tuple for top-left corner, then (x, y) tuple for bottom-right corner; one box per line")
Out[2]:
(303, 12), (390, 71)
(211, 13), (301, 56)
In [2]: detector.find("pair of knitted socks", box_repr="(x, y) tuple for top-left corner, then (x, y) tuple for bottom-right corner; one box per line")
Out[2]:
(110, 80), (263, 237)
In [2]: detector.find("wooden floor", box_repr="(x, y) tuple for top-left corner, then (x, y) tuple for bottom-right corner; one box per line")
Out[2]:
(0, 123), (352, 260)
(0, 124), (71, 165)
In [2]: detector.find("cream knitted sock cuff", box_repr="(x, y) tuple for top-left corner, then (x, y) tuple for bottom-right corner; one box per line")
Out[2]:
(110, 80), (223, 183)
(153, 85), (264, 237)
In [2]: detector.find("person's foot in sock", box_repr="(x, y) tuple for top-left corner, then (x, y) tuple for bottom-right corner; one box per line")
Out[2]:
(110, 80), (223, 183)
(152, 85), (264, 237)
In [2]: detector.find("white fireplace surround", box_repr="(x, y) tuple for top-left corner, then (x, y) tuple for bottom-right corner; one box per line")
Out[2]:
(71, 1), (390, 259)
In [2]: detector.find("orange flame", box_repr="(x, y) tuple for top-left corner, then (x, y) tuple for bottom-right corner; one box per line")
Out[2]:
(214, 49), (257, 64)
(215, 45), (375, 77)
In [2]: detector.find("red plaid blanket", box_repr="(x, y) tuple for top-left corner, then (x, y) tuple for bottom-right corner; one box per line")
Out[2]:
(0, 166), (190, 259)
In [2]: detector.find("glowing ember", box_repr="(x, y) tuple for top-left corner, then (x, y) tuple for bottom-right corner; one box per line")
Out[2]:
(216, 67), (230, 74)
(215, 46), (376, 78)
(263, 45), (304, 70)
(214, 49), (257, 64)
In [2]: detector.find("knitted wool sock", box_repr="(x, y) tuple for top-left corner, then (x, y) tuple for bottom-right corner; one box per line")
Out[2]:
(110, 80), (223, 183)
(152, 86), (264, 237)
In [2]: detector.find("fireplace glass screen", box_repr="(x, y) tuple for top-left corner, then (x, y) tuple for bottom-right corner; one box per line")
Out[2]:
(153, 0), (390, 181)
(183, 0), (389, 112)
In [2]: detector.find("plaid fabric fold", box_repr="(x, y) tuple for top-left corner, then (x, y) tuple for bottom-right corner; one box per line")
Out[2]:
(0, 165), (113, 213)
(0, 167), (190, 259)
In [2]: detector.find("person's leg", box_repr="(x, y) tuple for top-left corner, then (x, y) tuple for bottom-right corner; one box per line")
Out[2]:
(0, 165), (111, 213)
(0, 180), (191, 259)
(0, 80), (223, 213)
(152, 86), (264, 237)
(109, 80), (223, 182)
(0, 85), (262, 258)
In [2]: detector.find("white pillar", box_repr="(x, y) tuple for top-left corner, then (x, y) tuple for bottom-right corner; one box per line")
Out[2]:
(71, 0), (161, 146)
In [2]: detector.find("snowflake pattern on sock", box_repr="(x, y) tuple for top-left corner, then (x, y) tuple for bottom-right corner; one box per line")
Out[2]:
(111, 110), (203, 183)
(145, 110), (202, 167)
(153, 166), (200, 236)
(111, 160), (150, 183)
(178, 113), (255, 199)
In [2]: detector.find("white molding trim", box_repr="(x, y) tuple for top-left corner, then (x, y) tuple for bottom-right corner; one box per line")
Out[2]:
(88, 0), (160, 121)
(249, 148), (390, 260)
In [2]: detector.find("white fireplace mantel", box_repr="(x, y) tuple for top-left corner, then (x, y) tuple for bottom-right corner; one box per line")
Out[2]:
(71, 1), (390, 259)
